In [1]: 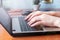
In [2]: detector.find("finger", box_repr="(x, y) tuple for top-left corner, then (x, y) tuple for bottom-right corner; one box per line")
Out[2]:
(25, 11), (36, 20)
(28, 16), (40, 25)
(31, 21), (42, 27)
(30, 21), (47, 27)
(28, 14), (47, 26)
(28, 11), (42, 21)
(28, 13), (40, 21)
(28, 18), (36, 25)
(25, 12), (33, 20)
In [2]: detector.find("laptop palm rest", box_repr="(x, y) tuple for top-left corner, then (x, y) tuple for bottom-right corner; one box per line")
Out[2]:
(12, 17), (22, 33)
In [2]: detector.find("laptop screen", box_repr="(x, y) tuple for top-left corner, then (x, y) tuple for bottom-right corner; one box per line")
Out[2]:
(0, 7), (12, 34)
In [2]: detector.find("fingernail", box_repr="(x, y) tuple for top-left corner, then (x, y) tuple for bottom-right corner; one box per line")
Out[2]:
(28, 22), (30, 25)
(25, 18), (27, 20)
(31, 25), (34, 27)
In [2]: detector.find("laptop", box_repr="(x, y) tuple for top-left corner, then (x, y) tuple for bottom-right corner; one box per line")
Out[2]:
(0, 7), (60, 37)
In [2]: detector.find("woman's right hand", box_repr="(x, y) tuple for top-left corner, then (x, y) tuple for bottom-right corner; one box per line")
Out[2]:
(25, 11), (56, 21)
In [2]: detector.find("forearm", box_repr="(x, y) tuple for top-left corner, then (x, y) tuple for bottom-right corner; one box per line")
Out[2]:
(54, 11), (60, 17)
(42, 11), (60, 17)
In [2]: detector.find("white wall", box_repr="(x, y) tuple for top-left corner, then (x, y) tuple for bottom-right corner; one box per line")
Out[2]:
(3, 0), (34, 9)
(2, 0), (60, 10)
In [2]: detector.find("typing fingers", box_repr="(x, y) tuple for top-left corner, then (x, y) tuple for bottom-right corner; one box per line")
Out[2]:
(25, 12), (33, 20)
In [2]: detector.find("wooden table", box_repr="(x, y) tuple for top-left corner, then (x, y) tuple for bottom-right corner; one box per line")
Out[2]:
(0, 24), (60, 40)
(1, 9), (60, 40)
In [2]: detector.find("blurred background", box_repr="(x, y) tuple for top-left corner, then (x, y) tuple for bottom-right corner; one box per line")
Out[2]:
(0, 0), (34, 10)
(0, 0), (60, 11)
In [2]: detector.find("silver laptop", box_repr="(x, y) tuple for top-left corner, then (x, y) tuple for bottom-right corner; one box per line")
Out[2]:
(0, 7), (60, 37)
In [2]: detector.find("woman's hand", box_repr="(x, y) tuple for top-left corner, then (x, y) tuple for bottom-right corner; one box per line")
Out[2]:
(25, 11), (56, 21)
(25, 11), (43, 21)
(26, 14), (60, 27)
(25, 11), (60, 27)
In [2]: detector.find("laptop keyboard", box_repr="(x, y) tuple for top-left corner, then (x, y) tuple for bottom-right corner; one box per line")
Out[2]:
(12, 16), (60, 34)
(12, 16), (43, 33)
(18, 16), (43, 32)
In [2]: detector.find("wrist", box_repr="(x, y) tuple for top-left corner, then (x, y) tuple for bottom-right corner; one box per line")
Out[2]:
(44, 11), (56, 16)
